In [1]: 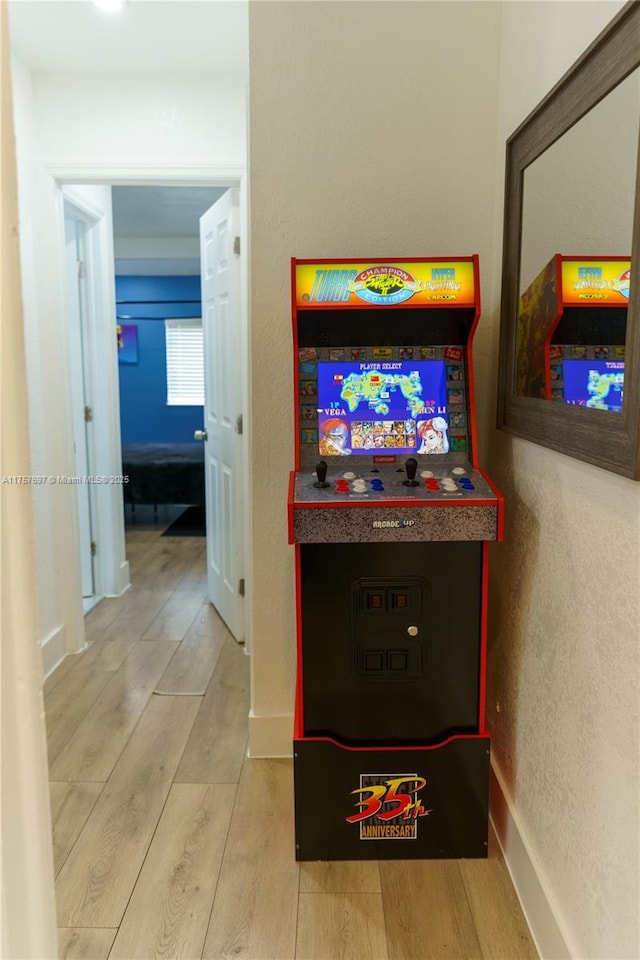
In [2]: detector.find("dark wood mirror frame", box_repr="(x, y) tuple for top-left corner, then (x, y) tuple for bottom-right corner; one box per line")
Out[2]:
(497, 1), (640, 479)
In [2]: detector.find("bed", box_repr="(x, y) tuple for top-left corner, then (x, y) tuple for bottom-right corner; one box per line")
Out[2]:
(121, 443), (205, 509)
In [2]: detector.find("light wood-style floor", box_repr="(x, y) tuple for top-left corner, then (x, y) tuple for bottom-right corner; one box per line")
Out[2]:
(45, 507), (539, 960)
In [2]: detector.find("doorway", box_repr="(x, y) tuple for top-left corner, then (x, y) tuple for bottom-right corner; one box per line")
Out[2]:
(112, 183), (224, 548)
(60, 175), (249, 647)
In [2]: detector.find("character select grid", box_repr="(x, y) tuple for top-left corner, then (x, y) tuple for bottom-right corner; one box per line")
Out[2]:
(299, 345), (469, 456)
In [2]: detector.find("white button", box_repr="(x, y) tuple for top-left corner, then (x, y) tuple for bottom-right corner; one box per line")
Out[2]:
(420, 470), (434, 479)
(452, 467), (466, 475)
(343, 472), (356, 480)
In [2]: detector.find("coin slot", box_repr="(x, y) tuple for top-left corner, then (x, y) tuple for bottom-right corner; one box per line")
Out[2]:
(366, 591), (385, 610)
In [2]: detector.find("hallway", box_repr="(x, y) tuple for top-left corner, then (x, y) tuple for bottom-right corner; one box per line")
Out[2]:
(46, 512), (538, 959)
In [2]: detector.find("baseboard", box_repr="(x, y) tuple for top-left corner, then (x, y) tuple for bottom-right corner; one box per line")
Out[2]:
(41, 624), (67, 678)
(490, 758), (572, 960)
(82, 595), (102, 614)
(114, 560), (130, 597)
(248, 712), (293, 758)
(103, 562), (130, 599)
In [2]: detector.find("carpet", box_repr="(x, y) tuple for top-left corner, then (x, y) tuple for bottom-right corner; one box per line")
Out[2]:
(161, 505), (206, 537)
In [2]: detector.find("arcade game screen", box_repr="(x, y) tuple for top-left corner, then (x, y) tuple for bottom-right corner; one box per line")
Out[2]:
(316, 360), (449, 456)
(561, 359), (625, 412)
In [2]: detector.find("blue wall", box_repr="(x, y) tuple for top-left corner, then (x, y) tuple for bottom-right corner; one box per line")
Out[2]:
(117, 276), (204, 444)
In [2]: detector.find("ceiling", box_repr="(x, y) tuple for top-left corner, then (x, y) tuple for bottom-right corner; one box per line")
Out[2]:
(112, 185), (226, 238)
(8, 0), (249, 75)
(112, 185), (229, 274)
(9, 1), (245, 274)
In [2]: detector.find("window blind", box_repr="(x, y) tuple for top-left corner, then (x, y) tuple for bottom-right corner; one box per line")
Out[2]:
(165, 318), (204, 406)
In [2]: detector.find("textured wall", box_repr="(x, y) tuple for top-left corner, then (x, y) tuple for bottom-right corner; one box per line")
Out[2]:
(248, 0), (502, 728)
(1, 4), (58, 953)
(489, 3), (640, 958)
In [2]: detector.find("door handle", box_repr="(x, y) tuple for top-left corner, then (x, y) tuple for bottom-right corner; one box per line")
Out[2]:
(194, 429), (208, 441)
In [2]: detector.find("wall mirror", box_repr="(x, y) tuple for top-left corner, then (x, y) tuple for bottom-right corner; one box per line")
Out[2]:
(497, 1), (640, 478)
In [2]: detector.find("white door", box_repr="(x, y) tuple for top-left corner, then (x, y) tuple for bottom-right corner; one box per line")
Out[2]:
(64, 214), (95, 600)
(199, 189), (244, 640)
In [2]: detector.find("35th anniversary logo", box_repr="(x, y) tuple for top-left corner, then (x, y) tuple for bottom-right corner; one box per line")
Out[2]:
(346, 773), (432, 840)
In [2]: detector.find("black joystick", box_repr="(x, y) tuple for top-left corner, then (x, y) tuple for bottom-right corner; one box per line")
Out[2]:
(313, 460), (330, 489)
(403, 457), (419, 487)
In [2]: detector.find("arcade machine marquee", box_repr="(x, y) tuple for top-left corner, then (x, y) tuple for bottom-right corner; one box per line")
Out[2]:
(288, 257), (504, 861)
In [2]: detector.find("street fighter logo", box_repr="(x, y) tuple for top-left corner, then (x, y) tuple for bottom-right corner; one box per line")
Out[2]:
(572, 265), (631, 300)
(350, 266), (423, 306)
(346, 773), (432, 839)
(613, 268), (631, 300)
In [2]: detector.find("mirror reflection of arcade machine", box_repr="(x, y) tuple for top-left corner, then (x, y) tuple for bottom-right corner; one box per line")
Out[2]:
(288, 257), (504, 860)
(516, 255), (630, 407)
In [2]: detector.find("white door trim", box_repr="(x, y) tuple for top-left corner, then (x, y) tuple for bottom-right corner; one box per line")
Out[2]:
(62, 185), (129, 603)
(47, 163), (246, 185)
(50, 163), (252, 652)
(63, 211), (96, 600)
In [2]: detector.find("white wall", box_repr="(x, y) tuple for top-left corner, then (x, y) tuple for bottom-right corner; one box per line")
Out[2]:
(248, 0), (503, 750)
(488, 4), (640, 959)
(11, 62), (247, 667)
(12, 55), (87, 672)
(1, 6), (58, 955)
(33, 72), (246, 170)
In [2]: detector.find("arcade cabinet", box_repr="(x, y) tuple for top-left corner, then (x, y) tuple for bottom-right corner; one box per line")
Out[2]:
(288, 257), (504, 860)
(516, 255), (629, 408)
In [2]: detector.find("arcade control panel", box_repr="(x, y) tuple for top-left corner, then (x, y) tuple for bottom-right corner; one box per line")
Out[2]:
(289, 457), (503, 544)
(299, 456), (492, 498)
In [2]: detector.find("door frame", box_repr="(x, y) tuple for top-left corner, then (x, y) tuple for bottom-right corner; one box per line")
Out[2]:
(49, 164), (252, 652)
(58, 183), (129, 613)
(62, 202), (99, 605)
